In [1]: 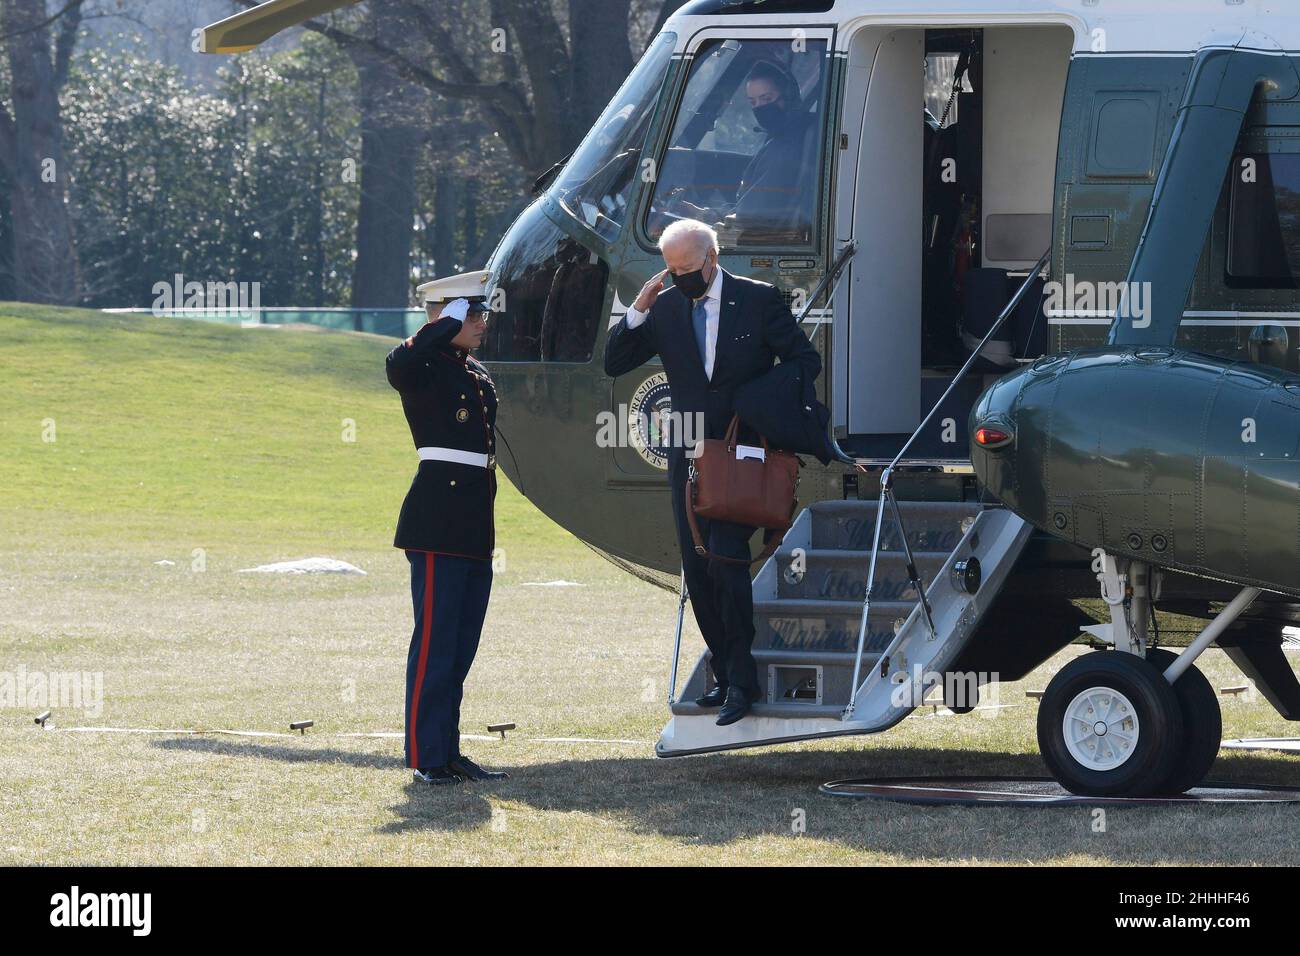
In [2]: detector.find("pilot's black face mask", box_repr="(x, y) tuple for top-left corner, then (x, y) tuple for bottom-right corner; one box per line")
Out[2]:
(752, 99), (787, 133)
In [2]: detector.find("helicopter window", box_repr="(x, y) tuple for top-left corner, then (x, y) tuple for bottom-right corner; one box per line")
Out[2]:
(925, 53), (964, 128)
(646, 36), (829, 248)
(481, 210), (609, 363)
(551, 32), (678, 244)
(1227, 153), (1300, 289)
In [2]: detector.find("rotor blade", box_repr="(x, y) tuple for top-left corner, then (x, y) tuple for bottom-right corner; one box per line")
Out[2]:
(199, 0), (360, 54)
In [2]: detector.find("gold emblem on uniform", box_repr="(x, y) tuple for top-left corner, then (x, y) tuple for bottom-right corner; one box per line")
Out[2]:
(457, 408), (469, 422)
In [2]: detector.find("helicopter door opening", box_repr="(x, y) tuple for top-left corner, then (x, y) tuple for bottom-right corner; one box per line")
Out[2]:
(835, 24), (1073, 461)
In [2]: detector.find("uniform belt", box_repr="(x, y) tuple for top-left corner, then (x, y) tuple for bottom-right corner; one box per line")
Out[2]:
(417, 446), (495, 469)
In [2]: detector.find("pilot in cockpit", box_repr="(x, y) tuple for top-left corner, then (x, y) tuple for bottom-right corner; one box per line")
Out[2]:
(661, 60), (817, 245)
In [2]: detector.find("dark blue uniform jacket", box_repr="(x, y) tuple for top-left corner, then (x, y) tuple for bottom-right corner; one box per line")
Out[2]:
(386, 315), (498, 559)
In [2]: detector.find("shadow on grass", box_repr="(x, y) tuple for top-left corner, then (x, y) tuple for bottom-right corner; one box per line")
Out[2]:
(153, 735), (498, 834)
(152, 735), (1300, 864)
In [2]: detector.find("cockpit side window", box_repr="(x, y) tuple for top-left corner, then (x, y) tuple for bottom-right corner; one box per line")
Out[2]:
(550, 32), (678, 244)
(482, 208), (609, 363)
(645, 37), (829, 248)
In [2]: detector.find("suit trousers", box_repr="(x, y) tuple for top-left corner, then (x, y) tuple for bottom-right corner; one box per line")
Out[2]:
(404, 550), (493, 769)
(669, 453), (761, 698)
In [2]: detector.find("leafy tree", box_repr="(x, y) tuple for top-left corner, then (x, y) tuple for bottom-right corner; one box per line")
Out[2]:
(221, 35), (360, 307)
(62, 36), (361, 308)
(5, 0), (686, 309)
(62, 46), (242, 305)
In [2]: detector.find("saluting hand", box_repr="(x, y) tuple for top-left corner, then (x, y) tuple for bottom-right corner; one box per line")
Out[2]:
(633, 269), (669, 313)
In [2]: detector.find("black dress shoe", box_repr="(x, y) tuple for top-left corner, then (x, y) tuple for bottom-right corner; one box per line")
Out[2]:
(695, 684), (729, 708)
(716, 687), (752, 726)
(449, 754), (509, 781)
(413, 766), (461, 785)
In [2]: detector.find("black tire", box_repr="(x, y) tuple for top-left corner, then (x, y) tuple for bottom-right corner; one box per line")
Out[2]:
(1146, 648), (1221, 794)
(1037, 651), (1184, 797)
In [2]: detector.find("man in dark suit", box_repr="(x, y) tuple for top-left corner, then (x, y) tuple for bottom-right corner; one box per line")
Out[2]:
(604, 218), (820, 725)
(387, 296), (509, 786)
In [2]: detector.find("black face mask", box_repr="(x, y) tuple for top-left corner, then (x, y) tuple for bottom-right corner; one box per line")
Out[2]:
(671, 262), (711, 300)
(752, 101), (787, 133)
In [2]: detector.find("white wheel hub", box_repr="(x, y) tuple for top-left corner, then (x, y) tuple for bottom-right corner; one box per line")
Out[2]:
(1062, 686), (1140, 771)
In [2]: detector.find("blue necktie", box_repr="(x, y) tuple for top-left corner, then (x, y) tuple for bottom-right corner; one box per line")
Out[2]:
(692, 298), (709, 374)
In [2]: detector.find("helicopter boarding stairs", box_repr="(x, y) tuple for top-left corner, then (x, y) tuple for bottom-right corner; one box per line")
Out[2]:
(656, 246), (1049, 757)
(656, 498), (1032, 755)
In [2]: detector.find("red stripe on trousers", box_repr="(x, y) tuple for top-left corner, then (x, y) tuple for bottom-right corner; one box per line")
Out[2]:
(407, 554), (436, 768)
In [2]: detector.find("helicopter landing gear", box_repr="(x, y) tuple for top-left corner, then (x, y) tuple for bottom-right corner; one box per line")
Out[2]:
(1146, 648), (1220, 794)
(1037, 554), (1261, 797)
(1038, 651), (1183, 796)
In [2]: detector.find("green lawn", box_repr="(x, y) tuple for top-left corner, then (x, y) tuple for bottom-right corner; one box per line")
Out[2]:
(3, 303), (1300, 866)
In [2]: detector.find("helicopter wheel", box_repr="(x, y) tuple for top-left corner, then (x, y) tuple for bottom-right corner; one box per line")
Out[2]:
(943, 679), (977, 714)
(1037, 651), (1184, 797)
(1145, 648), (1221, 794)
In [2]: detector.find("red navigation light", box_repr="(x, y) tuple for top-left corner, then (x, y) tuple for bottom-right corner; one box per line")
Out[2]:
(974, 426), (1012, 448)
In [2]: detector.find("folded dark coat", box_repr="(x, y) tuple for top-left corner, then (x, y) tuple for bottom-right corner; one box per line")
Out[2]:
(732, 359), (835, 465)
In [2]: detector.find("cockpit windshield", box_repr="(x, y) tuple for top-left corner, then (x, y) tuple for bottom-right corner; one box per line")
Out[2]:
(646, 37), (829, 248)
(550, 32), (677, 244)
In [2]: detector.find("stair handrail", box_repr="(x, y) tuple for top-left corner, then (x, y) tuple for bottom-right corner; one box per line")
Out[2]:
(667, 565), (689, 705)
(796, 239), (858, 325)
(795, 240), (859, 465)
(843, 248), (1051, 719)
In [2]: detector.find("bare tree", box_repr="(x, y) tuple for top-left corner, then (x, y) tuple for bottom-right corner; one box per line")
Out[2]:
(251, 0), (678, 177)
(232, 0), (678, 305)
(0, 0), (84, 303)
(347, 3), (427, 309)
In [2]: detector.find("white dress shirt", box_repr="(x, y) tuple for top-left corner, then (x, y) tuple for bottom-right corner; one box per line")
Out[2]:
(624, 265), (724, 380)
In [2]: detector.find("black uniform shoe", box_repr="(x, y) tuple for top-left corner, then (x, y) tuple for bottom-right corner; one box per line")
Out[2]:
(413, 766), (461, 785)
(695, 684), (729, 708)
(449, 754), (510, 781)
(716, 687), (753, 726)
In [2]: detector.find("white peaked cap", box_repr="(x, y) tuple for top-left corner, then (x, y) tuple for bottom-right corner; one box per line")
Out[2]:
(418, 268), (490, 304)
(438, 298), (471, 322)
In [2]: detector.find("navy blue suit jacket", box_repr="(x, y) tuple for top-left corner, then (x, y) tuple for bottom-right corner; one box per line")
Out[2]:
(603, 270), (820, 461)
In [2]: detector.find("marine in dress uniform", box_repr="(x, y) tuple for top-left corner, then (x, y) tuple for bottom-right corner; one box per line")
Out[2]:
(386, 296), (508, 785)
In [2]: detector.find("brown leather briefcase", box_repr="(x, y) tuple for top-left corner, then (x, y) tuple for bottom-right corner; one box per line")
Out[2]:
(685, 414), (799, 565)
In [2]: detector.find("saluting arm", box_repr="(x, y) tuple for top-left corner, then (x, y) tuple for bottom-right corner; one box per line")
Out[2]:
(386, 315), (462, 390)
(763, 285), (821, 381)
